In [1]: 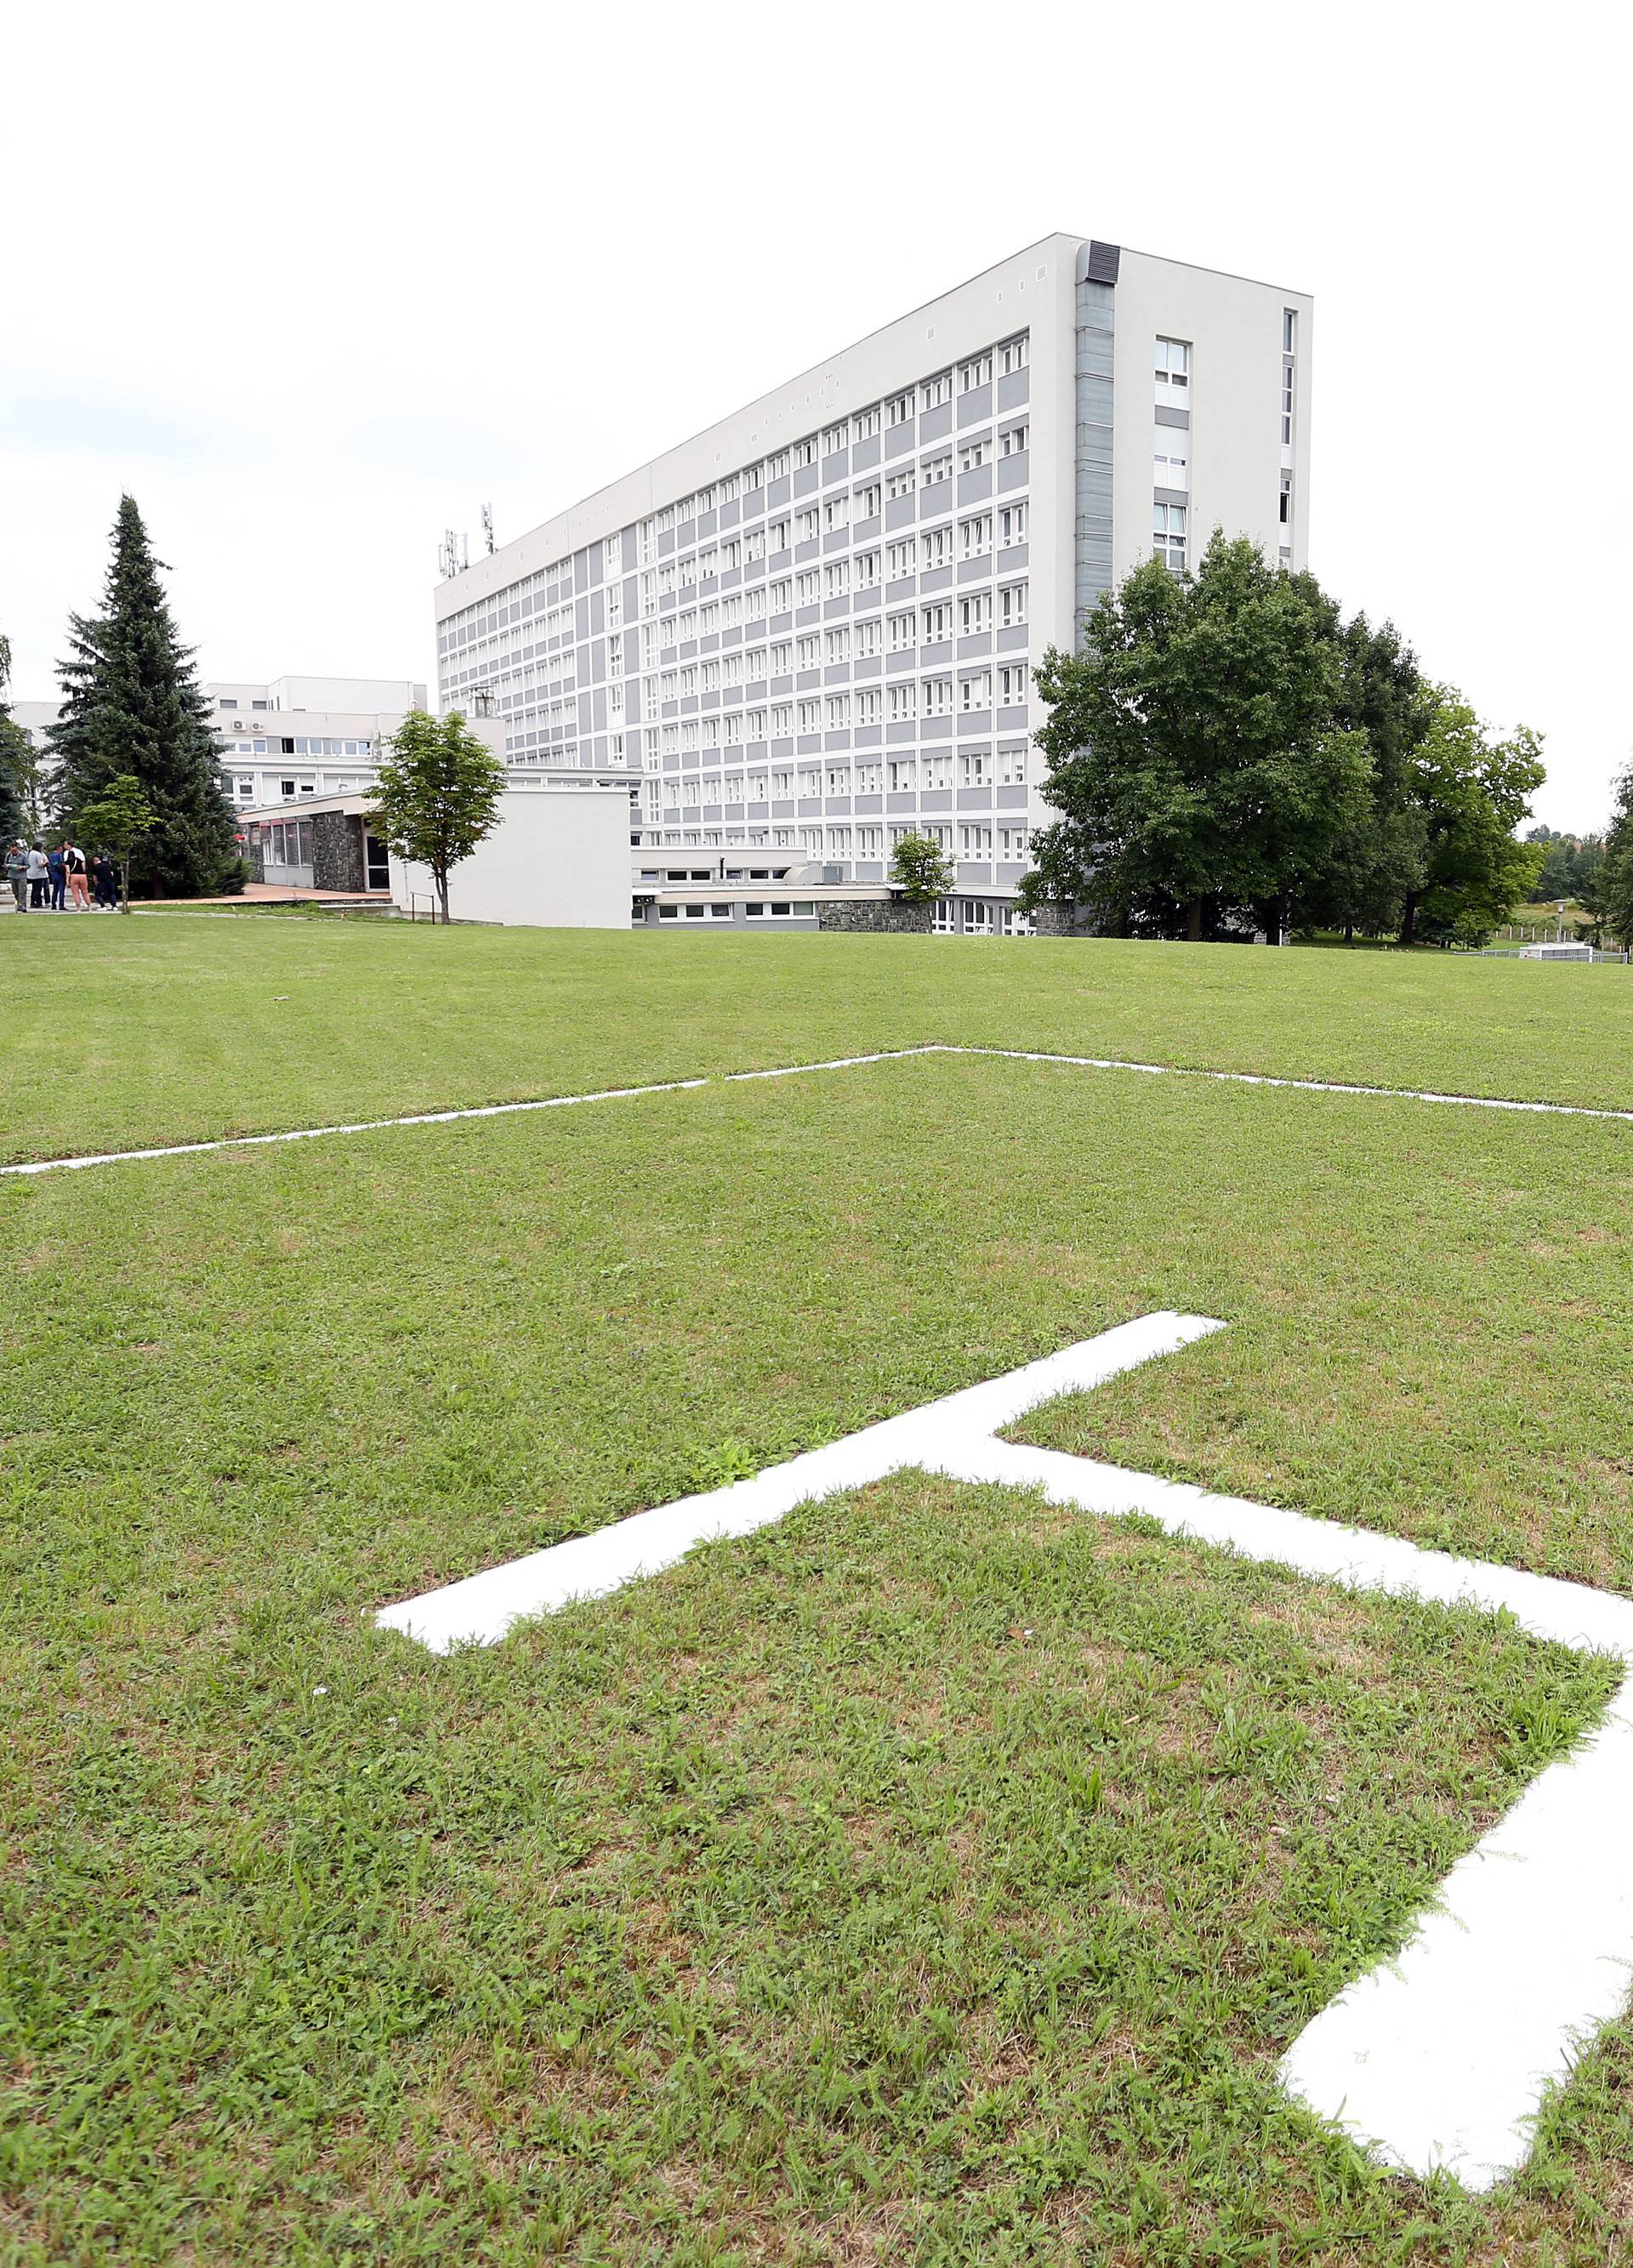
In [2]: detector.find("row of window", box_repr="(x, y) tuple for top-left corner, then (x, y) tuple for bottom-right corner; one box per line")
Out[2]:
(651, 747), (1028, 795)
(654, 668), (1031, 749)
(656, 900), (819, 921)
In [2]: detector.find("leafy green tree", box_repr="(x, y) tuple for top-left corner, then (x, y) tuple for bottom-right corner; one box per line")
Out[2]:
(1590, 768), (1633, 950)
(77, 774), (158, 912)
(1027, 533), (1371, 941)
(1404, 690), (1545, 945)
(48, 497), (238, 897)
(369, 709), (506, 922)
(1526, 827), (1604, 906)
(1286, 582), (1433, 941)
(889, 830), (956, 903)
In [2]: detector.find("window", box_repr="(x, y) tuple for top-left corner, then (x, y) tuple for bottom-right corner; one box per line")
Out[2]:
(854, 483), (880, 520)
(887, 681), (918, 721)
(960, 751), (990, 786)
(1283, 308), (1297, 356)
(1153, 503), (1187, 570)
(1156, 336), (1190, 390)
(793, 436), (816, 469)
(771, 706), (793, 737)
(1154, 445), (1188, 489)
(959, 440), (989, 472)
(796, 571), (820, 606)
(857, 825), (885, 855)
(1280, 470), (1293, 527)
(797, 698), (821, 732)
(997, 747), (1027, 786)
(998, 666), (1028, 707)
(959, 823), (993, 855)
(999, 582), (1027, 627)
(796, 633), (820, 668)
(770, 582), (792, 616)
(771, 640), (793, 673)
(921, 603), (953, 644)
(856, 687), (882, 725)
(826, 762), (851, 792)
(822, 423), (847, 455)
(887, 393), (913, 427)
(923, 452), (953, 486)
(922, 753), (952, 789)
(855, 549), (880, 589)
(959, 669), (992, 711)
(797, 507), (820, 543)
(888, 757), (916, 791)
(770, 517), (791, 553)
(888, 611), (917, 651)
(921, 372), (953, 410)
(961, 514), (993, 557)
(999, 423), (1028, 457)
(1281, 357), (1295, 445)
(920, 526), (953, 573)
(822, 492), (850, 531)
(959, 593), (992, 636)
(922, 676), (953, 717)
(856, 763), (883, 794)
(959, 353), (993, 391)
(887, 538), (916, 581)
(886, 468), (917, 500)
(854, 406), (881, 442)
(999, 336), (1028, 376)
(853, 617), (881, 658)
(998, 825), (1030, 859)
(999, 502), (1028, 549)
(825, 626), (851, 662)
(826, 694), (851, 730)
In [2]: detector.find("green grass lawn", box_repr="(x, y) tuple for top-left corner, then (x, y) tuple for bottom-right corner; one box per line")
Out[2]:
(6, 934), (1633, 2262)
(3, 915), (1633, 1166)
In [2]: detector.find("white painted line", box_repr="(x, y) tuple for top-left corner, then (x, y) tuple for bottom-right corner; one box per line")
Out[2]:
(9, 1042), (1633, 1180)
(376, 1315), (1633, 2191)
(374, 1311), (1220, 1652)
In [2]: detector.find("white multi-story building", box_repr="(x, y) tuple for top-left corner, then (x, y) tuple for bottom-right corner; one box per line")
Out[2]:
(446, 233), (1311, 930)
(213, 675), (426, 808)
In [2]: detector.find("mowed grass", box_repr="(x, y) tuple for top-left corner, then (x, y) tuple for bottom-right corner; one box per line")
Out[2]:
(4, 916), (1633, 1164)
(7, 1036), (1633, 2262)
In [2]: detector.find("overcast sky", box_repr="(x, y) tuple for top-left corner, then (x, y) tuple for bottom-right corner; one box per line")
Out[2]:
(5, 0), (1626, 829)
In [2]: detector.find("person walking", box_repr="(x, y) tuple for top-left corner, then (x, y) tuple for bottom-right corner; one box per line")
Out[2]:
(26, 844), (49, 908)
(64, 842), (91, 911)
(92, 852), (117, 910)
(47, 844), (66, 912)
(4, 840), (28, 912)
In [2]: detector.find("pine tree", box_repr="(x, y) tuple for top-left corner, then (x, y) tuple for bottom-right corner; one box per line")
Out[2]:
(0, 631), (27, 847)
(48, 497), (239, 898)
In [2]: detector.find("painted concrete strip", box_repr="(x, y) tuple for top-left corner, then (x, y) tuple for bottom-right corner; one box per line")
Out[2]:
(376, 1314), (1633, 2191)
(8, 1043), (1633, 1179)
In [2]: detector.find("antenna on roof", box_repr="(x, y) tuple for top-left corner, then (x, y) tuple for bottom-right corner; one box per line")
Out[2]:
(438, 528), (469, 580)
(481, 503), (495, 555)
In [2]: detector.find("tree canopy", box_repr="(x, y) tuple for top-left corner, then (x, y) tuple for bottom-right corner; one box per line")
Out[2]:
(47, 497), (239, 898)
(889, 831), (956, 903)
(368, 710), (506, 922)
(1023, 533), (1544, 946)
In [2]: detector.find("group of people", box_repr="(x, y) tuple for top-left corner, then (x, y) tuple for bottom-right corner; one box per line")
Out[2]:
(4, 840), (119, 912)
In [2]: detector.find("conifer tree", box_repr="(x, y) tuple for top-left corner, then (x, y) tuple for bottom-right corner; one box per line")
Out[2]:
(0, 630), (32, 847)
(48, 497), (239, 897)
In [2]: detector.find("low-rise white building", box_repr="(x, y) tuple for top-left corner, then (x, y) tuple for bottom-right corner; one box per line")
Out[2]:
(213, 674), (426, 809)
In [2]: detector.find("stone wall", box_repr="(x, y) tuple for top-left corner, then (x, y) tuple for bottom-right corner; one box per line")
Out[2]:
(816, 897), (932, 934)
(1030, 902), (1093, 938)
(311, 810), (365, 893)
(242, 832), (265, 884)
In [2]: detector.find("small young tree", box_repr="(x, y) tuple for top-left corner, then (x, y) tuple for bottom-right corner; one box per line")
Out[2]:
(368, 710), (506, 923)
(77, 774), (157, 911)
(890, 831), (956, 903)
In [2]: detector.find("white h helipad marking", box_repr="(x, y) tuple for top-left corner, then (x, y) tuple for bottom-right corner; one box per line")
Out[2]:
(376, 1312), (1633, 2191)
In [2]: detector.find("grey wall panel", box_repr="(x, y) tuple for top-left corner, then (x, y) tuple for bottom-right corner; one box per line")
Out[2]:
(920, 788), (952, 812)
(794, 466), (818, 496)
(997, 624), (1029, 653)
(767, 475), (792, 508)
(996, 784), (1027, 808)
(822, 450), (849, 483)
(997, 454), (1029, 492)
(885, 424), (915, 458)
(852, 436), (880, 471)
(920, 401), (952, 443)
(996, 369), (1030, 414)
(958, 468), (993, 505)
(957, 382), (993, 426)
(885, 495), (916, 531)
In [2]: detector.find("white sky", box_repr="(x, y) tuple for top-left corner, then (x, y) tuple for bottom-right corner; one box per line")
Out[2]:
(4, 0), (1626, 830)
